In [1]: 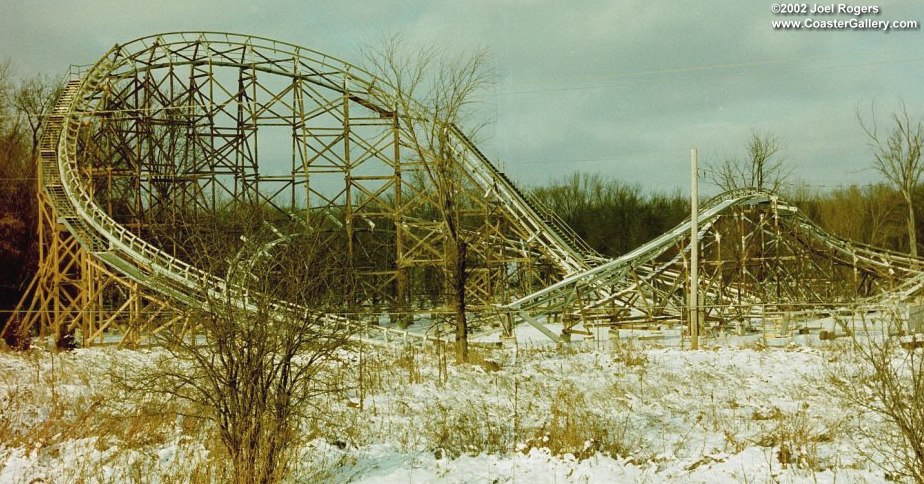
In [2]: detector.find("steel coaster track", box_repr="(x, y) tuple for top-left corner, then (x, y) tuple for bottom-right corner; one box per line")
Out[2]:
(448, 125), (603, 273)
(43, 41), (406, 344)
(40, 32), (600, 345)
(506, 189), (924, 338)
(47, 33), (918, 346)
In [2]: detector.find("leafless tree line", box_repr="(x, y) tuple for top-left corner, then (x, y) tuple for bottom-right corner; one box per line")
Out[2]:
(0, 60), (61, 310)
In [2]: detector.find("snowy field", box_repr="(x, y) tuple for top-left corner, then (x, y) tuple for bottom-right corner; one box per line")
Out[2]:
(0, 328), (907, 483)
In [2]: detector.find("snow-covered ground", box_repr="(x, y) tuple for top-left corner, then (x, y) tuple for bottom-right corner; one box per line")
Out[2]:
(0, 332), (900, 483)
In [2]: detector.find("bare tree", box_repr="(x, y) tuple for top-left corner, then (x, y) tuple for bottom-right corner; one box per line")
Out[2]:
(858, 102), (924, 257)
(0, 62), (41, 316)
(13, 74), (62, 161)
(0, 59), (13, 120)
(363, 35), (491, 363)
(0, 59), (24, 168)
(709, 131), (790, 193)
(122, 223), (357, 484)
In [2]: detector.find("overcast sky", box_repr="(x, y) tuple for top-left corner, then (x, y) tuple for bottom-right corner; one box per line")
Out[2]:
(2, 0), (923, 195)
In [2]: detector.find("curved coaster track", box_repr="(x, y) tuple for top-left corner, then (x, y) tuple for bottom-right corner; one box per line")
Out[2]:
(508, 190), (924, 341)
(2, 32), (922, 347)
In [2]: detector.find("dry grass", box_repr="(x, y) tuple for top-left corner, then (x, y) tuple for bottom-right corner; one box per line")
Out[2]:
(522, 381), (640, 460)
(308, 341), (649, 464)
(0, 348), (221, 483)
(1, 334), (901, 481)
(751, 403), (837, 471)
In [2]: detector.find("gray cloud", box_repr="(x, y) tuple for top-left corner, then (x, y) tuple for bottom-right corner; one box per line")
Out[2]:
(2, 0), (922, 195)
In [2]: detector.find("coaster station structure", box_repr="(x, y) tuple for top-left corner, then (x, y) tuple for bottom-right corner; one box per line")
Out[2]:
(3, 32), (923, 347)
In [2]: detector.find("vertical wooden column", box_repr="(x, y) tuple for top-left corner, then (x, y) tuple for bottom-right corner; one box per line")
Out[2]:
(392, 104), (409, 324)
(689, 148), (700, 350)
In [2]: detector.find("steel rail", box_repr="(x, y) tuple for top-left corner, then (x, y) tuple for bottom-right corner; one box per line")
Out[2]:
(507, 188), (924, 338)
(40, 32), (599, 345)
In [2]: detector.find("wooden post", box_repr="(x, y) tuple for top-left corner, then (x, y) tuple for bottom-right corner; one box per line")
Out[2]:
(690, 148), (700, 350)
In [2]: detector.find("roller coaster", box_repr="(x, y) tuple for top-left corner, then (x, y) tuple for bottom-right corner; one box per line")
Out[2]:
(3, 32), (923, 347)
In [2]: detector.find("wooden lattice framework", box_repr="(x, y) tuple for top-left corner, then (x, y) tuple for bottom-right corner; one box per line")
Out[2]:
(6, 33), (924, 348)
(3, 33), (592, 346)
(510, 192), (924, 340)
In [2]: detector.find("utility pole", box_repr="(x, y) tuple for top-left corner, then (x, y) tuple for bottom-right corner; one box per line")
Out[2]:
(690, 148), (700, 350)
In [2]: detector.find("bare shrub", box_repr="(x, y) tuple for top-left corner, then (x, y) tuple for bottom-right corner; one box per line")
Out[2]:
(524, 381), (641, 460)
(119, 227), (357, 484)
(752, 404), (833, 471)
(425, 399), (510, 458)
(827, 315), (924, 482)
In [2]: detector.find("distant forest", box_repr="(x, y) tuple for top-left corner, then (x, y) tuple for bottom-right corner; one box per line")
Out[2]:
(530, 171), (919, 259)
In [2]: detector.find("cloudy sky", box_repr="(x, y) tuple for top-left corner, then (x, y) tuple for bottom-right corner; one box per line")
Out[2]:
(2, 1), (922, 195)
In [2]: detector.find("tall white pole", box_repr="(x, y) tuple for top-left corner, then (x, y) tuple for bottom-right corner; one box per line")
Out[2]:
(690, 148), (699, 350)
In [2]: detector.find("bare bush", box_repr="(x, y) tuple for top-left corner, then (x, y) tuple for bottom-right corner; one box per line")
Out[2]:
(120, 226), (357, 484)
(827, 315), (924, 482)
